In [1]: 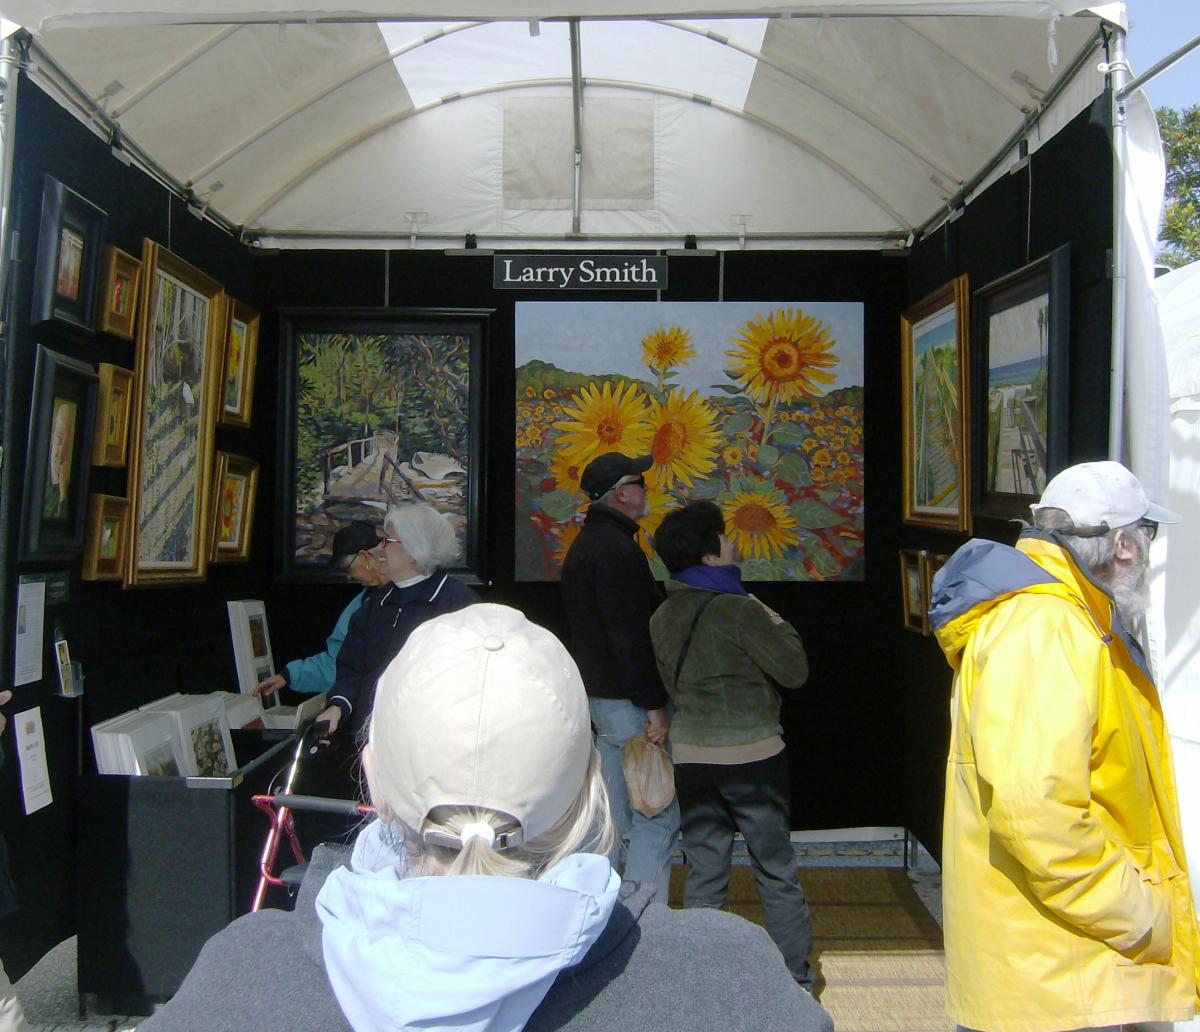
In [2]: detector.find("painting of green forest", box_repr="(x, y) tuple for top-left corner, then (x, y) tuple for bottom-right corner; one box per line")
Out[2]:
(282, 313), (483, 579)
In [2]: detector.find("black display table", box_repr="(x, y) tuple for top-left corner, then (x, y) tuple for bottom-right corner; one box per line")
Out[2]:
(77, 731), (294, 1015)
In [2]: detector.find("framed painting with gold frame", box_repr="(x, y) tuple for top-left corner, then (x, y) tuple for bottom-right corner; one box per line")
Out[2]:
(899, 548), (928, 635)
(82, 494), (130, 581)
(921, 551), (951, 629)
(901, 275), (970, 533)
(92, 363), (134, 468)
(125, 239), (225, 587)
(97, 246), (142, 341)
(209, 451), (259, 563)
(218, 297), (260, 429)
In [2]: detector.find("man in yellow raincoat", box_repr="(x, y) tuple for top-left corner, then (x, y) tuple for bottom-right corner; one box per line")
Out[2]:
(930, 461), (1200, 1032)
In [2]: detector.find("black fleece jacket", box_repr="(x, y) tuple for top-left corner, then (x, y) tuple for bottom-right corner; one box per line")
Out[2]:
(559, 504), (667, 711)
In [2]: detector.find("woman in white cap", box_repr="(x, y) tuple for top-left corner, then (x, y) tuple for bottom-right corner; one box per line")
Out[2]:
(141, 604), (832, 1032)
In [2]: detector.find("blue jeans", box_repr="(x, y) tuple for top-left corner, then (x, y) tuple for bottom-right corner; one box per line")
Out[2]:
(589, 697), (680, 902)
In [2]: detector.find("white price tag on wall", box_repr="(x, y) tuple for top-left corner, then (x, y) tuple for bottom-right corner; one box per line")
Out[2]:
(14, 706), (53, 815)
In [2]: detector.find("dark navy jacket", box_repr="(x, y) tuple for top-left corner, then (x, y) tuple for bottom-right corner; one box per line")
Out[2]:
(329, 573), (478, 736)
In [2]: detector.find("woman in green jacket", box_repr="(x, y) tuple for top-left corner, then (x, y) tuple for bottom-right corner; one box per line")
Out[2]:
(649, 500), (818, 995)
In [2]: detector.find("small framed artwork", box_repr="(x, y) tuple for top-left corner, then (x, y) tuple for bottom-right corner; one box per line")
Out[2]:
(19, 345), (99, 561)
(91, 363), (135, 468)
(97, 245), (142, 341)
(901, 275), (971, 533)
(922, 551), (951, 621)
(973, 246), (1071, 521)
(31, 175), (108, 335)
(218, 297), (260, 429)
(209, 451), (259, 563)
(899, 548), (928, 635)
(55, 638), (77, 697)
(82, 494), (130, 581)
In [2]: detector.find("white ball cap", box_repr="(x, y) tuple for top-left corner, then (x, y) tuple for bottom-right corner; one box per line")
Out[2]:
(368, 603), (592, 844)
(1030, 460), (1181, 530)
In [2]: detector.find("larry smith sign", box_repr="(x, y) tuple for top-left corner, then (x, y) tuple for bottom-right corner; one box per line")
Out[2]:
(494, 255), (667, 290)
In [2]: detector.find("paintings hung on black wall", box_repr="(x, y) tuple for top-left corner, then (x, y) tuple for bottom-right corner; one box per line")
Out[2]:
(277, 309), (488, 583)
(125, 240), (225, 587)
(31, 175), (107, 335)
(901, 276), (970, 534)
(20, 345), (98, 561)
(973, 246), (1071, 521)
(514, 300), (864, 582)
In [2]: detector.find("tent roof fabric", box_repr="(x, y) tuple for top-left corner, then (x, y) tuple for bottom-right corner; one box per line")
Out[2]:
(4, 1), (1119, 247)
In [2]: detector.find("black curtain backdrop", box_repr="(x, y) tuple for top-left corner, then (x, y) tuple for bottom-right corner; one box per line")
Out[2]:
(0, 74), (1114, 976)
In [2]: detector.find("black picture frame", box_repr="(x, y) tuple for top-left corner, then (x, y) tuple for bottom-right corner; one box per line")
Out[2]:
(30, 175), (108, 335)
(972, 245), (1070, 521)
(20, 345), (99, 561)
(277, 308), (490, 584)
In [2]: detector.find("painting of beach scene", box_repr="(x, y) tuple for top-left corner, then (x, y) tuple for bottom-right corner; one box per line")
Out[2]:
(515, 300), (864, 582)
(985, 293), (1050, 497)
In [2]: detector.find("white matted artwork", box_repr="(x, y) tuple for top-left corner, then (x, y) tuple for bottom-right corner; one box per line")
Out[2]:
(227, 599), (275, 694)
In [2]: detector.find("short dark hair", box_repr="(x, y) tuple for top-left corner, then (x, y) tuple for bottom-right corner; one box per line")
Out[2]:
(653, 501), (724, 573)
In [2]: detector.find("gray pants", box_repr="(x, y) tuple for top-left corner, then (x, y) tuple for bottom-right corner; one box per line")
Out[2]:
(675, 749), (815, 990)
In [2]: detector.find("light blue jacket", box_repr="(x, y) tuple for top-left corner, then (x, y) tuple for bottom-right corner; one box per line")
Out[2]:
(317, 820), (620, 1032)
(284, 590), (366, 694)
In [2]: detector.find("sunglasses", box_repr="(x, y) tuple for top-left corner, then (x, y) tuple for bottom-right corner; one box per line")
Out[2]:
(617, 474), (646, 490)
(1137, 518), (1159, 542)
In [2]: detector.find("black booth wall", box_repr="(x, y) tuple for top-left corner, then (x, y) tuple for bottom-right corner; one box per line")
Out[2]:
(898, 94), (1116, 858)
(0, 74), (1114, 977)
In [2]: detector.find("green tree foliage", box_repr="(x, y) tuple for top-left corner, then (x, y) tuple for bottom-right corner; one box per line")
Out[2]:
(1158, 104), (1200, 268)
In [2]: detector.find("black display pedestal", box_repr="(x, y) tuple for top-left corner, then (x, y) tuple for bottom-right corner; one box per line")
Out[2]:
(77, 732), (293, 1015)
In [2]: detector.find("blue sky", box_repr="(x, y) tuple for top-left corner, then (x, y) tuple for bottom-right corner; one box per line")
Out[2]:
(1126, 0), (1200, 111)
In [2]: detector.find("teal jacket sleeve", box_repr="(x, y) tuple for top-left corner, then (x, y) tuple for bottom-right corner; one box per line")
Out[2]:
(284, 590), (366, 694)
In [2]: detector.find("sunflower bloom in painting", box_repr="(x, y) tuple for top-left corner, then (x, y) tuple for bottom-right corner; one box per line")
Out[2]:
(553, 380), (652, 468)
(641, 326), (696, 375)
(721, 487), (799, 561)
(219, 481), (241, 544)
(645, 390), (720, 490)
(549, 450), (585, 495)
(726, 307), (839, 405)
(552, 518), (584, 566)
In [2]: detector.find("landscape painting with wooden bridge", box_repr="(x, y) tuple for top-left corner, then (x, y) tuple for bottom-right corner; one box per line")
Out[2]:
(289, 328), (472, 573)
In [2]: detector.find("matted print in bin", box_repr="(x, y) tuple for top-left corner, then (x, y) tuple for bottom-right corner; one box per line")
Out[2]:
(901, 276), (970, 533)
(515, 301), (864, 581)
(125, 240), (225, 587)
(973, 246), (1070, 521)
(278, 308), (488, 583)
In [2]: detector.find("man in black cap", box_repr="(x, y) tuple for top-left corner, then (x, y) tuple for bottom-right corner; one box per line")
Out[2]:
(560, 451), (679, 901)
(255, 521), (388, 698)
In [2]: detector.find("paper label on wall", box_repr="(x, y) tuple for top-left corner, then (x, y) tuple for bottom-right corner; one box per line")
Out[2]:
(13, 577), (46, 686)
(14, 706), (53, 814)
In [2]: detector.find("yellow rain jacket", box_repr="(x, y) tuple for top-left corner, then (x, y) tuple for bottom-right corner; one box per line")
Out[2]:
(930, 531), (1200, 1032)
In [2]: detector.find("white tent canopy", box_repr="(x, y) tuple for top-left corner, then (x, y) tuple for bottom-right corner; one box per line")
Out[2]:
(0, 0), (1119, 247)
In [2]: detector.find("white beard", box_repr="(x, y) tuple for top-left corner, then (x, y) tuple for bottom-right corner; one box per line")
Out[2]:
(1104, 541), (1150, 629)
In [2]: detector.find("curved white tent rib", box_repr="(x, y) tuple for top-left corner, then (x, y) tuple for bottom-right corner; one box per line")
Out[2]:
(897, 16), (1033, 115)
(0, 1), (1109, 35)
(243, 75), (914, 231)
(109, 23), (241, 118)
(657, 17), (965, 185)
(185, 20), (482, 185)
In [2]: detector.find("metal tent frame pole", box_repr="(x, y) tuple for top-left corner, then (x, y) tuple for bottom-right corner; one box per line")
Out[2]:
(1107, 24), (1130, 462)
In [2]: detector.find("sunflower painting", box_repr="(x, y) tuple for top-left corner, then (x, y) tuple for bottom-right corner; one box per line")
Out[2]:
(515, 301), (864, 581)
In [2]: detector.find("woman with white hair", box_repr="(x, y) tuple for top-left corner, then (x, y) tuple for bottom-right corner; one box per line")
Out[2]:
(141, 605), (833, 1032)
(318, 501), (477, 738)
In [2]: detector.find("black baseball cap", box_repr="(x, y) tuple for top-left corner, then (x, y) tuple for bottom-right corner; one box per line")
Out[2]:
(329, 520), (382, 568)
(580, 453), (653, 501)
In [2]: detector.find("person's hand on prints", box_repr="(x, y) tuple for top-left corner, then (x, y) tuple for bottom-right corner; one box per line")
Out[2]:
(254, 673), (286, 697)
(644, 705), (670, 746)
(0, 689), (10, 735)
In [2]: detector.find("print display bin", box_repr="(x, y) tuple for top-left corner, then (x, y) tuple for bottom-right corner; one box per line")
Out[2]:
(77, 731), (292, 1014)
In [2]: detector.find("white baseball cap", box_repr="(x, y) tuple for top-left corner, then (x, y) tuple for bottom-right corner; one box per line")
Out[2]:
(366, 603), (592, 846)
(1030, 460), (1181, 532)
